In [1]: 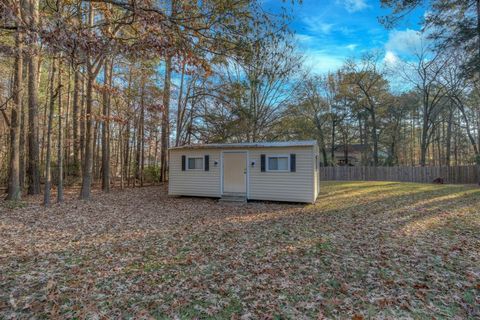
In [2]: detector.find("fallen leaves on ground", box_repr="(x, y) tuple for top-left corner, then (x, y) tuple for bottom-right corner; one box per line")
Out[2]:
(0, 182), (479, 319)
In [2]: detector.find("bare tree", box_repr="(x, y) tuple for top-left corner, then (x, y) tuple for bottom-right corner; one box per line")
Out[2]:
(26, 0), (41, 194)
(344, 52), (390, 166)
(293, 75), (331, 165)
(160, 56), (172, 183)
(57, 57), (64, 203)
(101, 59), (113, 192)
(395, 39), (448, 166)
(44, 57), (57, 207)
(79, 3), (108, 199)
(199, 35), (302, 143)
(6, 0), (24, 201)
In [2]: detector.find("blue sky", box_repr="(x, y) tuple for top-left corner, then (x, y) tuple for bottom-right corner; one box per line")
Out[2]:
(262, 0), (425, 74)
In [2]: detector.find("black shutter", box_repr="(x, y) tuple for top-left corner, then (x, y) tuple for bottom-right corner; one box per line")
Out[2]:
(204, 155), (209, 171)
(261, 154), (266, 172)
(181, 155), (186, 171)
(290, 154), (296, 172)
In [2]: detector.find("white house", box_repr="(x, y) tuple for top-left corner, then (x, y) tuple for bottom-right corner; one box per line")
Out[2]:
(168, 141), (320, 203)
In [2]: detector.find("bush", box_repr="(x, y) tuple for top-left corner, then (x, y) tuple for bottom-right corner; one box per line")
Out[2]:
(143, 165), (161, 184)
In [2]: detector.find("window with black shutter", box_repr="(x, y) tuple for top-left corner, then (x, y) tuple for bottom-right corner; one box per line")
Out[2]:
(204, 155), (209, 171)
(261, 154), (266, 172)
(290, 154), (296, 172)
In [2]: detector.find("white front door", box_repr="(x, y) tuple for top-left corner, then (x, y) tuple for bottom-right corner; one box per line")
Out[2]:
(223, 152), (247, 194)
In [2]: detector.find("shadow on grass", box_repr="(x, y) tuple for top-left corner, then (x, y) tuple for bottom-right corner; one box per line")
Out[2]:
(1, 181), (479, 319)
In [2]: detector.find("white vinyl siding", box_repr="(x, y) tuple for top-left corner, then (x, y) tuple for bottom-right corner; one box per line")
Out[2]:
(249, 147), (314, 203)
(169, 149), (221, 197)
(313, 144), (320, 202)
(168, 144), (318, 203)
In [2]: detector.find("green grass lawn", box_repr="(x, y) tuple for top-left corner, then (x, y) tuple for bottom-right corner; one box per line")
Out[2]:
(1, 182), (479, 319)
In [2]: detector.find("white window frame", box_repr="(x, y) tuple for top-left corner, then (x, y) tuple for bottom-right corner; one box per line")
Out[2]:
(266, 154), (290, 172)
(186, 156), (204, 170)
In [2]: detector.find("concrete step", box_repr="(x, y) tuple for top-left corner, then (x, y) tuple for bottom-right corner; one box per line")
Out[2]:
(219, 194), (247, 203)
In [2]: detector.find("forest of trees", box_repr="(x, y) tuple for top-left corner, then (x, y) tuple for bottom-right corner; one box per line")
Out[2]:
(1, 0), (479, 203)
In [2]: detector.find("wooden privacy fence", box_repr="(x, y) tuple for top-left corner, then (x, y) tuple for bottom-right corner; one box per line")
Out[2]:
(319, 166), (479, 184)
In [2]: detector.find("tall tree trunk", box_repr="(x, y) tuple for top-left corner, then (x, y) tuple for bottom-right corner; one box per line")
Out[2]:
(420, 128), (428, 166)
(93, 115), (100, 179)
(26, 0), (41, 195)
(358, 116), (366, 165)
(477, 109), (480, 153)
(101, 59), (112, 191)
(119, 125), (124, 189)
(124, 121), (130, 184)
(445, 108), (453, 166)
(57, 58), (64, 203)
(154, 130), (159, 165)
(160, 56), (171, 182)
(456, 102), (480, 160)
(80, 76), (86, 167)
(419, 100), (430, 167)
(436, 127), (441, 166)
(40, 65), (51, 167)
(72, 67), (81, 176)
(79, 2), (103, 199)
(131, 123), (137, 188)
(371, 111), (379, 166)
(141, 122), (145, 187)
(44, 58), (56, 207)
(330, 120), (336, 166)
(19, 58), (27, 190)
(135, 83), (145, 182)
(6, 7), (23, 201)
(80, 72), (95, 199)
(140, 110), (145, 187)
(123, 70), (132, 184)
(64, 68), (71, 175)
(71, 4), (82, 177)
(175, 62), (186, 147)
(313, 115), (328, 166)
(186, 109), (194, 145)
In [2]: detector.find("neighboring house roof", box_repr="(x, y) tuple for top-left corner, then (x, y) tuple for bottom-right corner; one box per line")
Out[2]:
(169, 140), (317, 150)
(334, 144), (368, 153)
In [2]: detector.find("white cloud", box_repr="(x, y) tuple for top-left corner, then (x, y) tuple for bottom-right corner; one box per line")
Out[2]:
(303, 50), (345, 74)
(338, 0), (369, 13)
(295, 33), (315, 45)
(302, 17), (334, 34)
(383, 50), (399, 66)
(345, 44), (358, 51)
(385, 29), (425, 55)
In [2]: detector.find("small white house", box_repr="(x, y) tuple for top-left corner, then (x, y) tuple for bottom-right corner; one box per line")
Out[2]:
(168, 141), (320, 203)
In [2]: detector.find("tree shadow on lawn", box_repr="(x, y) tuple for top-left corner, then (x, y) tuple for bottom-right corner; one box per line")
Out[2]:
(1, 182), (479, 319)
(2, 182), (478, 269)
(118, 183), (479, 318)
(230, 182), (480, 235)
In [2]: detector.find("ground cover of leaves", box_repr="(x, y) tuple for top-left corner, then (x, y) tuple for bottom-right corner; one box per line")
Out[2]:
(1, 181), (479, 319)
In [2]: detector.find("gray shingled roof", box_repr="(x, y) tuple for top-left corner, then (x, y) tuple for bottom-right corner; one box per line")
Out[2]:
(169, 140), (317, 150)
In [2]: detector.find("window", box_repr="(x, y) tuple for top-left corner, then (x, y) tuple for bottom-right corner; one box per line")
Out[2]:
(267, 156), (289, 171)
(187, 157), (204, 170)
